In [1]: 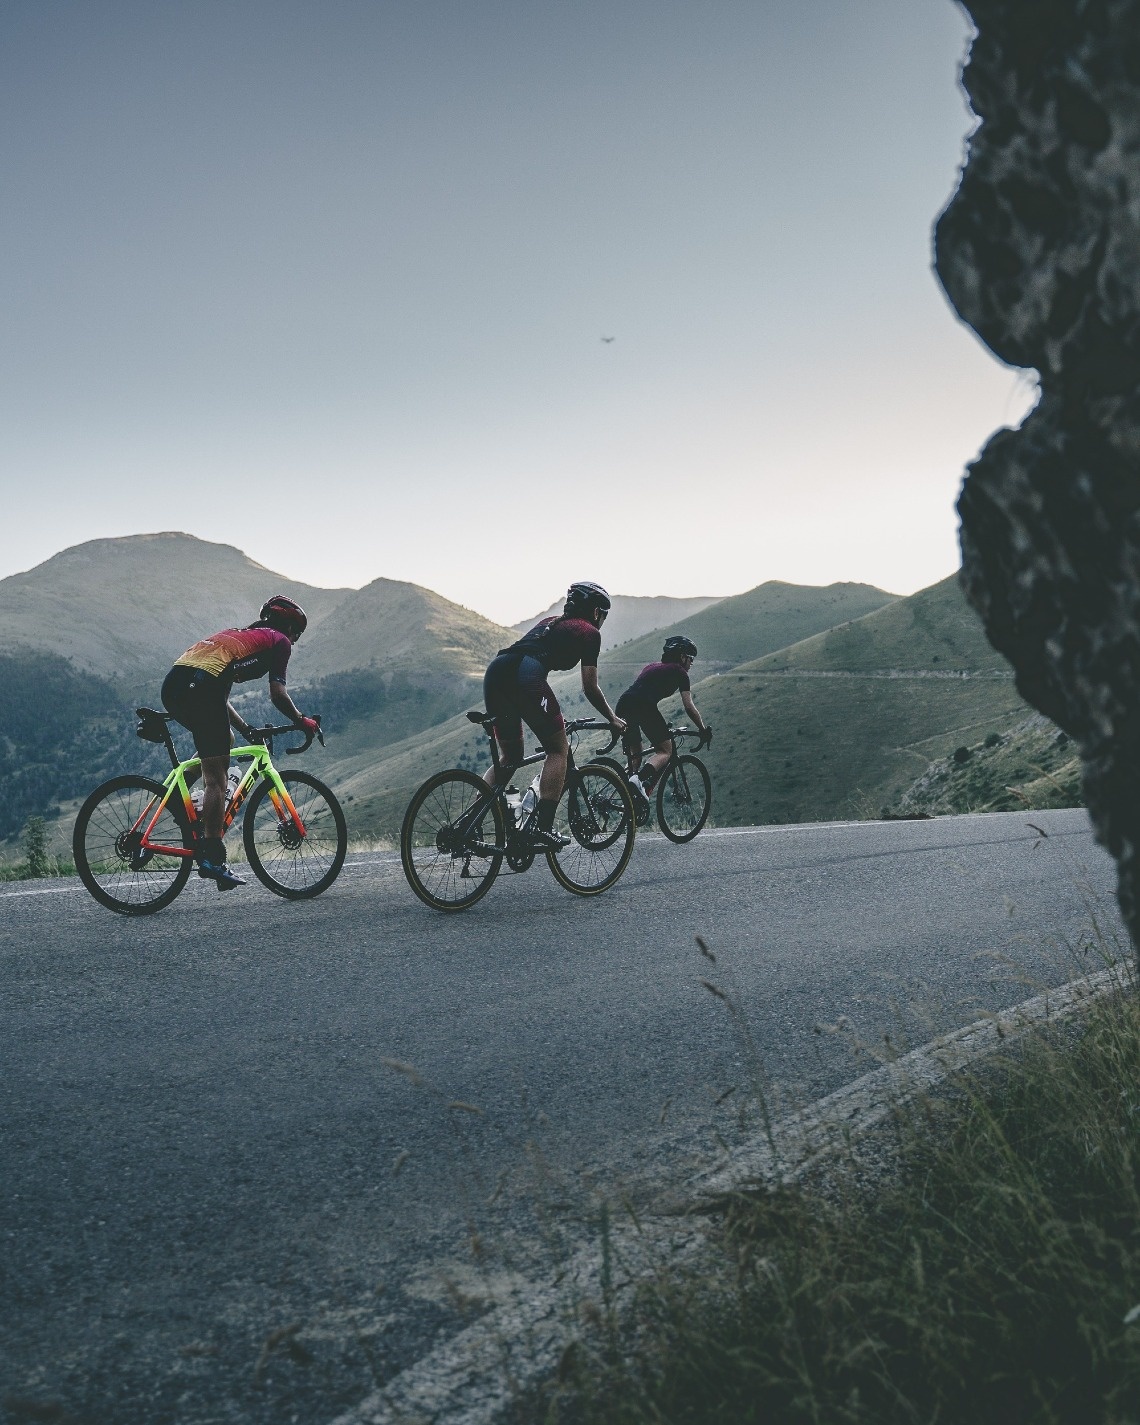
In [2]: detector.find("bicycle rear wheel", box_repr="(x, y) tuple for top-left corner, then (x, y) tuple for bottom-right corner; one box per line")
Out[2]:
(73, 774), (194, 915)
(547, 764), (635, 896)
(401, 769), (505, 911)
(242, 770), (347, 898)
(657, 754), (712, 842)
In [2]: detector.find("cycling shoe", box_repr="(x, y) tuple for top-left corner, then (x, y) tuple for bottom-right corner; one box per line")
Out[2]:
(197, 859), (246, 891)
(529, 827), (572, 852)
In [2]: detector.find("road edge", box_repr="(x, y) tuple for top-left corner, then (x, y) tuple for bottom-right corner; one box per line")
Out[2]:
(331, 960), (1133, 1425)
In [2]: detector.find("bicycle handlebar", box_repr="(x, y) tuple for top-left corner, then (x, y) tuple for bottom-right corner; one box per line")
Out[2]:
(247, 715), (325, 755)
(563, 717), (622, 755)
(667, 725), (712, 749)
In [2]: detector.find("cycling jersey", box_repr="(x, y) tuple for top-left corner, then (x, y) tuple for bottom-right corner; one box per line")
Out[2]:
(500, 616), (601, 673)
(173, 627), (292, 689)
(623, 661), (690, 704)
(616, 661), (691, 751)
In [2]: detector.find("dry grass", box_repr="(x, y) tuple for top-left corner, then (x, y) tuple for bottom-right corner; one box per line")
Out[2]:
(548, 985), (1140, 1424)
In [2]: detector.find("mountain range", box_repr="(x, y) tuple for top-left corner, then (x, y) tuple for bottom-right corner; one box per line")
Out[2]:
(0, 532), (1077, 856)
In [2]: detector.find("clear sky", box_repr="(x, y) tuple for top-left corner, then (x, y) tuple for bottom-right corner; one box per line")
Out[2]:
(0, 0), (1032, 625)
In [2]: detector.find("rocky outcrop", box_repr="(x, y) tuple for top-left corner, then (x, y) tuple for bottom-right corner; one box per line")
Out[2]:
(934, 0), (1140, 950)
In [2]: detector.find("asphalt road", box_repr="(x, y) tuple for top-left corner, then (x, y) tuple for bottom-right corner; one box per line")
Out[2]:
(0, 809), (1125, 1425)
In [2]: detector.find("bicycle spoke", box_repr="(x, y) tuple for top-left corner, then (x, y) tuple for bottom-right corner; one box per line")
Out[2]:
(401, 770), (503, 910)
(243, 771), (346, 898)
(548, 765), (634, 896)
(74, 776), (193, 914)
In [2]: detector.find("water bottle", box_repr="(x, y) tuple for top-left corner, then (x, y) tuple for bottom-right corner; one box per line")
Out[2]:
(504, 788), (522, 826)
(226, 765), (243, 806)
(519, 772), (541, 822)
(190, 786), (205, 814)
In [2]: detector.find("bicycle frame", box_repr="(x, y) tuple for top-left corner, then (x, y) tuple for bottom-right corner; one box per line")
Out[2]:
(459, 717), (615, 858)
(130, 743), (306, 860)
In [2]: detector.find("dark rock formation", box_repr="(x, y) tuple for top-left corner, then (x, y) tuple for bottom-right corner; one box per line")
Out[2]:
(935, 0), (1140, 952)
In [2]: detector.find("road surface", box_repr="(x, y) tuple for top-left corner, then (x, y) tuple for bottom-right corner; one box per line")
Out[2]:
(0, 809), (1123, 1423)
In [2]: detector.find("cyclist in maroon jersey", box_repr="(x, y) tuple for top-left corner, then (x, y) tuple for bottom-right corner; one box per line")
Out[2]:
(616, 636), (710, 805)
(160, 595), (320, 889)
(482, 581), (626, 849)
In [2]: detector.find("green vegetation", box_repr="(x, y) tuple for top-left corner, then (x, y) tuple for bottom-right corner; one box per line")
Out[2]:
(312, 574), (1079, 839)
(0, 646), (162, 846)
(891, 716), (1082, 816)
(603, 580), (898, 684)
(0, 540), (1082, 840)
(750, 573), (1011, 674)
(554, 986), (1140, 1424)
(696, 671), (1030, 824)
(22, 816), (50, 877)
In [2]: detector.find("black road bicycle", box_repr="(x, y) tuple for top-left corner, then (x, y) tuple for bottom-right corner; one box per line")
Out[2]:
(400, 714), (635, 911)
(73, 708), (347, 915)
(593, 725), (713, 843)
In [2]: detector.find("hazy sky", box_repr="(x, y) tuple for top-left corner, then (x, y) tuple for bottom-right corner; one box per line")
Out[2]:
(1, 1), (1032, 625)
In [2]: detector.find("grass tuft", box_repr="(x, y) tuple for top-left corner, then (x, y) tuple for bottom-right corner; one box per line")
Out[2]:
(553, 986), (1140, 1424)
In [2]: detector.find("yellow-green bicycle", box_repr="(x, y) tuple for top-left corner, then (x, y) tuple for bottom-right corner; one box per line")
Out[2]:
(73, 708), (347, 915)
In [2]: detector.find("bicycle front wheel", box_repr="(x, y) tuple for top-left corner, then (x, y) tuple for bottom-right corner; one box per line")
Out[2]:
(657, 754), (712, 842)
(73, 774), (194, 915)
(243, 770), (347, 899)
(547, 764), (635, 896)
(590, 755), (650, 828)
(400, 769), (504, 911)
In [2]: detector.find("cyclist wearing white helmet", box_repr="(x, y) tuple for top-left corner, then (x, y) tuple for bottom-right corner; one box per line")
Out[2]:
(617, 635), (709, 804)
(161, 595), (320, 890)
(482, 581), (626, 849)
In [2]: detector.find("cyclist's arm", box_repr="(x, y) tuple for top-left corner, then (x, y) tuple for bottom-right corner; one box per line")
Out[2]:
(581, 666), (625, 730)
(680, 691), (707, 735)
(269, 678), (307, 724)
(227, 703), (257, 742)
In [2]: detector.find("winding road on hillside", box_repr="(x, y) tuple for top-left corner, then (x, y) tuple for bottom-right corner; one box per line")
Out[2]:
(0, 809), (1124, 1424)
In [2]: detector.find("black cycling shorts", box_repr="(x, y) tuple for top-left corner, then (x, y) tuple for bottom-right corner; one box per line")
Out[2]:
(483, 653), (565, 765)
(616, 692), (670, 752)
(161, 665), (231, 760)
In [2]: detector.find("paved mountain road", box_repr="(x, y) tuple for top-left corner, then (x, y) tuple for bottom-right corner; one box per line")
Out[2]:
(0, 810), (1123, 1424)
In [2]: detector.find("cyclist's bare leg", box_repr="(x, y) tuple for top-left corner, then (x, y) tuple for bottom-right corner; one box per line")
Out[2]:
(645, 739), (674, 782)
(199, 754), (230, 840)
(539, 738), (568, 802)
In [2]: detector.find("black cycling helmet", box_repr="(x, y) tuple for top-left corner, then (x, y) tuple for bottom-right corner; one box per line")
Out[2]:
(663, 635), (697, 662)
(260, 594), (308, 641)
(564, 581), (611, 619)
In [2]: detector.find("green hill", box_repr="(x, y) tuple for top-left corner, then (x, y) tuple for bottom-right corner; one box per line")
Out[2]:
(686, 574), (1037, 825)
(600, 580), (899, 686)
(316, 575), (1035, 843)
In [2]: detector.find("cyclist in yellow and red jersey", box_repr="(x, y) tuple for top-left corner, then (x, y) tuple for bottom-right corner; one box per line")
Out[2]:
(161, 595), (319, 889)
(482, 581), (625, 850)
(617, 636), (710, 806)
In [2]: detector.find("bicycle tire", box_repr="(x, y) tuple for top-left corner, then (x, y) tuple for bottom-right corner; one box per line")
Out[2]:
(73, 774), (194, 915)
(401, 769), (504, 911)
(657, 754), (712, 843)
(547, 763), (635, 896)
(243, 770), (347, 899)
(589, 755), (651, 828)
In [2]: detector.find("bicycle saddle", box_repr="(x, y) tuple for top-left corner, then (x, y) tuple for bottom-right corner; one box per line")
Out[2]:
(466, 709), (495, 725)
(135, 707), (173, 720)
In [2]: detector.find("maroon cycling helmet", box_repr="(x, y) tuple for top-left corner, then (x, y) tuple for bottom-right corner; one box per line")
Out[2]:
(259, 594), (308, 640)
